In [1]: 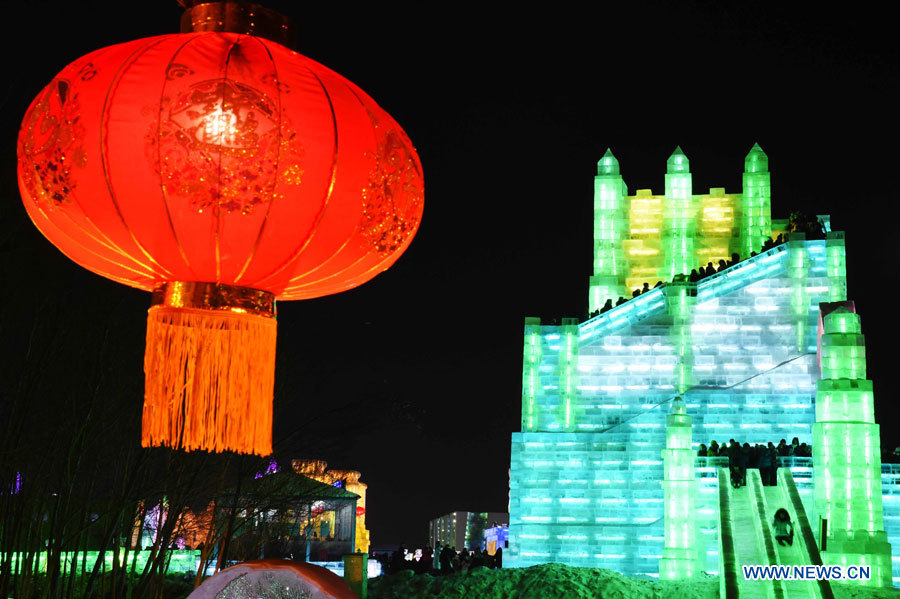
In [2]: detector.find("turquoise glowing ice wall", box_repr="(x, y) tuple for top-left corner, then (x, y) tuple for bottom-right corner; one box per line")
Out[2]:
(814, 307), (892, 587)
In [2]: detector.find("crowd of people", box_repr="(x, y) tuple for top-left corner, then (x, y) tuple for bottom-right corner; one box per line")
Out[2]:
(375, 543), (502, 576)
(698, 438), (811, 488)
(884, 448), (900, 463)
(584, 232), (807, 321)
(579, 209), (832, 323)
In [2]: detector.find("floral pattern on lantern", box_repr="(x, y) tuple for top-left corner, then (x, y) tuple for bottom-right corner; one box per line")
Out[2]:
(150, 78), (304, 216)
(19, 79), (88, 209)
(360, 108), (423, 256)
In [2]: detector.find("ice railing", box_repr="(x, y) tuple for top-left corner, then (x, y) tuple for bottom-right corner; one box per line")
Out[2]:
(697, 459), (900, 483)
(578, 243), (790, 345)
(697, 456), (813, 475)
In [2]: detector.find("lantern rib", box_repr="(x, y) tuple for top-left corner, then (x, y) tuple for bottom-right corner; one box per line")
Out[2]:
(233, 36), (283, 285)
(255, 67), (339, 291)
(26, 198), (159, 282)
(282, 231), (356, 286)
(213, 37), (243, 284)
(282, 253), (368, 291)
(23, 202), (158, 287)
(283, 271), (374, 297)
(153, 34), (204, 277)
(284, 240), (395, 295)
(276, 80), (374, 294)
(282, 84), (404, 296)
(98, 36), (177, 281)
(19, 44), (160, 283)
(55, 211), (159, 279)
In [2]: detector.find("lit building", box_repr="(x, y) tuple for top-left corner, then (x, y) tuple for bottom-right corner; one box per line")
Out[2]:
(484, 525), (509, 556)
(508, 146), (898, 588)
(133, 469), (360, 563)
(428, 511), (508, 551)
(293, 460), (371, 553)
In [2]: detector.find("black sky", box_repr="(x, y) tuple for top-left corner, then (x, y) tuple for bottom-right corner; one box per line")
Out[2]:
(2, 2), (899, 547)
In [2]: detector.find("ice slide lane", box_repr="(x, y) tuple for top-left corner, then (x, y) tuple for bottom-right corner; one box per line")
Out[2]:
(717, 468), (834, 599)
(719, 468), (785, 599)
(717, 468), (741, 599)
(767, 469), (835, 599)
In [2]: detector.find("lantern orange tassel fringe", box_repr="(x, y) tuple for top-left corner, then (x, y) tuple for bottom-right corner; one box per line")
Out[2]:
(142, 306), (276, 455)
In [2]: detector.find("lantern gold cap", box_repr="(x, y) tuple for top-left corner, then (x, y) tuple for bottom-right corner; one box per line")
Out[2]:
(151, 281), (276, 319)
(179, 1), (299, 50)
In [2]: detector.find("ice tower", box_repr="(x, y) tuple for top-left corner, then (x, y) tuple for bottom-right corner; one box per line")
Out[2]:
(814, 307), (892, 586)
(659, 398), (699, 579)
(509, 145), (898, 589)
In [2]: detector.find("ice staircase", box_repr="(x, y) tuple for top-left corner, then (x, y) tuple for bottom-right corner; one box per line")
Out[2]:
(578, 243), (789, 346)
(717, 468), (835, 599)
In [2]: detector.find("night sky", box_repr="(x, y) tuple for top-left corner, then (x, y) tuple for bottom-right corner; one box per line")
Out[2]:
(2, 2), (899, 547)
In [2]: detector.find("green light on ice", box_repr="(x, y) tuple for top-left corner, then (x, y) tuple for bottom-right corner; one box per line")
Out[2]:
(663, 147), (695, 281)
(6, 550), (200, 574)
(814, 307), (892, 587)
(659, 397), (699, 580)
(590, 149), (628, 311)
(741, 143), (771, 257)
(558, 320), (579, 431)
(522, 318), (542, 432)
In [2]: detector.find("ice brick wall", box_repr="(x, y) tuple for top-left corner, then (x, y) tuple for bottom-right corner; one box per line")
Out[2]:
(509, 427), (667, 576)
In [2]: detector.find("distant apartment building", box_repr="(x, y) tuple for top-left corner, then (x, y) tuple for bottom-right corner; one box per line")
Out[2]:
(428, 511), (508, 551)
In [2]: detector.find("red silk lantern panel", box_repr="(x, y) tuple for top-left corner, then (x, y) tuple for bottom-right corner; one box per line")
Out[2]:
(18, 33), (424, 455)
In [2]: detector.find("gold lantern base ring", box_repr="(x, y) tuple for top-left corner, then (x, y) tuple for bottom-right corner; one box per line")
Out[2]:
(143, 282), (277, 456)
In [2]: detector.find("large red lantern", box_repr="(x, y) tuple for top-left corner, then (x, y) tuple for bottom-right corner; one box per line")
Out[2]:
(17, 6), (423, 456)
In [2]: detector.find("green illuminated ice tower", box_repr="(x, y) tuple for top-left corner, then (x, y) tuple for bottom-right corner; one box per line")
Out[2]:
(740, 143), (771, 257)
(589, 149), (628, 312)
(814, 307), (892, 587)
(663, 147), (696, 280)
(659, 397), (699, 580)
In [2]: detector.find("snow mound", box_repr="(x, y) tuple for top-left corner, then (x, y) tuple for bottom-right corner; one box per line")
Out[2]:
(368, 564), (900, 599)
(368, 563), (716, 599)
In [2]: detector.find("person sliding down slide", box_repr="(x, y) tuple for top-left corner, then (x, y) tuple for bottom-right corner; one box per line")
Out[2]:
(773, 508), (794, 546)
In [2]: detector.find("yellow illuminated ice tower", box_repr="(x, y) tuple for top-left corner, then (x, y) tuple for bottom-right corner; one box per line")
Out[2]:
(659, 397), (699, 579)
(588, 145), (774, 312)
(814, 307), (892, 586)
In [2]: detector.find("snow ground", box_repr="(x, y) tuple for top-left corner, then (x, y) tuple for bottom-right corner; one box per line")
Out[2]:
(368, 563), (900, 599)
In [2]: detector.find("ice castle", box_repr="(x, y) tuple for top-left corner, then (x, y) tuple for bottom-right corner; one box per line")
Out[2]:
(507, 145), (899, 592)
